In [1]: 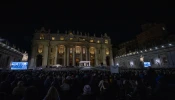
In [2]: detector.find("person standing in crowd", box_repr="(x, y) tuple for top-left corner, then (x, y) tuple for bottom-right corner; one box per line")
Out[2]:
(12, 81), (26, 99)
(43, 86), (60, 100)
(78, 85), (96, 100)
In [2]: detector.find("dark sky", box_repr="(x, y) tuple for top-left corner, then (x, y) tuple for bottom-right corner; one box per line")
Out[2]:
(0, 1), (173, 55)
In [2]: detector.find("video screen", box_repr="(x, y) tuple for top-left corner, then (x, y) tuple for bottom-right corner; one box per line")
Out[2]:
(144, 62), (151, 67)
(11, 62), (28, 70)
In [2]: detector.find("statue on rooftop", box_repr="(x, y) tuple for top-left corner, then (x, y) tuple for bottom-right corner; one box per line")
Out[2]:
(104, 33), (107, 37)
(57, 30), (59, 33)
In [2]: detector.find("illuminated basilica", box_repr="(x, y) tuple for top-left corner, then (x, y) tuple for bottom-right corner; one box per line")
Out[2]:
(30, 28), (114, 68)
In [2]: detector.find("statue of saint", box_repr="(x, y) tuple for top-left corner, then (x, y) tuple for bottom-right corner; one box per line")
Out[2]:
(22, 51), (28, 61)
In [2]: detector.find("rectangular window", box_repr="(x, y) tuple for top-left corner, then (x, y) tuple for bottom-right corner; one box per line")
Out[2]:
(60, 37), (64, 40)
(97, 40), (100, 43)
(105, 40), (108, 44)
(70, 48), (72, 53)
(52, 37), (55, 40)
(90, 40), (93, 42)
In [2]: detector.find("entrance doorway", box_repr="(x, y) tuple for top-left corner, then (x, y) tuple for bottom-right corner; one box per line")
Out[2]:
(36, 55), (42, 67)
(58, 59), (63, 65)
(90, 59), (95, 66)
(75, 58), (80, 66)
(69, 59), (72, 66)
(106, 56), (110, 66)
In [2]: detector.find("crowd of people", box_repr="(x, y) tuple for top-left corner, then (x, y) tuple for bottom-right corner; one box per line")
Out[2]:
(0, 68), (175, 100)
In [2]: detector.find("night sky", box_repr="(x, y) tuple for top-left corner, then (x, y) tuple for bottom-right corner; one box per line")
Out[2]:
(0, 1), (173, 56)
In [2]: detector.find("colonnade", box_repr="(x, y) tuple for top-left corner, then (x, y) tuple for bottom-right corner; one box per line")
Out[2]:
(0, 52), (22, 69)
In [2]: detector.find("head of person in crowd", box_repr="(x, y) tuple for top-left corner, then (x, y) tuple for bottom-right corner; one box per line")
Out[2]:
(83, 85), (91, 95)
(44, 86), (60, 100)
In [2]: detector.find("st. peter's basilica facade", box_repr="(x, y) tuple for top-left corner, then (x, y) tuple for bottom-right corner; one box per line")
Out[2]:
(30, 28), (113, 68)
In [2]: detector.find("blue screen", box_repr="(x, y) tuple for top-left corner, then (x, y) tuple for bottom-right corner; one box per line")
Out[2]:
(11, 62), (28, 70)
(144, 62), (151, 67)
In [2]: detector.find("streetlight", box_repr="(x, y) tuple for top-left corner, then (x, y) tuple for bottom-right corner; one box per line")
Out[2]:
(130, 61), (134, 67)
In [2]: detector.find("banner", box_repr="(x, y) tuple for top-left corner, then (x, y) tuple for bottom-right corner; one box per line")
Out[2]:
(11, 62), (28, 70)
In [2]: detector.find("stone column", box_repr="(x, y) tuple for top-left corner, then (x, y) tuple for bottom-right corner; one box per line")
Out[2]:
(102, 47), (106, 65)
(110, 48), (114, 66)
(73, 47), (75, 66)
(64, 46), (66, 66)
(8, 57), (13, 69)
(80, 46), (82, 61)
(30, 45), (37, 69)
(86, 47), (88, 61)
(6, 57), (11, 69)
(55, 45), (58, 65)
(87, 47), (90, 61)
(43, 44), (49, 67)
(67, 47), (69, 66)
(95, 48), (98, 66)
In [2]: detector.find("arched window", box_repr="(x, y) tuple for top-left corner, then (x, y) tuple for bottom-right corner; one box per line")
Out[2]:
(40, 34), (44, 39)
(90, 47), (95, 54)
(70, 48), (73, 53)
(106, 48), (109, 55)
(76, 46), (81, 54)
(60, 37), (64, 40)
(38, 45), (43, 53)
(58, 45), (64, 54)
(70, 38), (73, 40)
